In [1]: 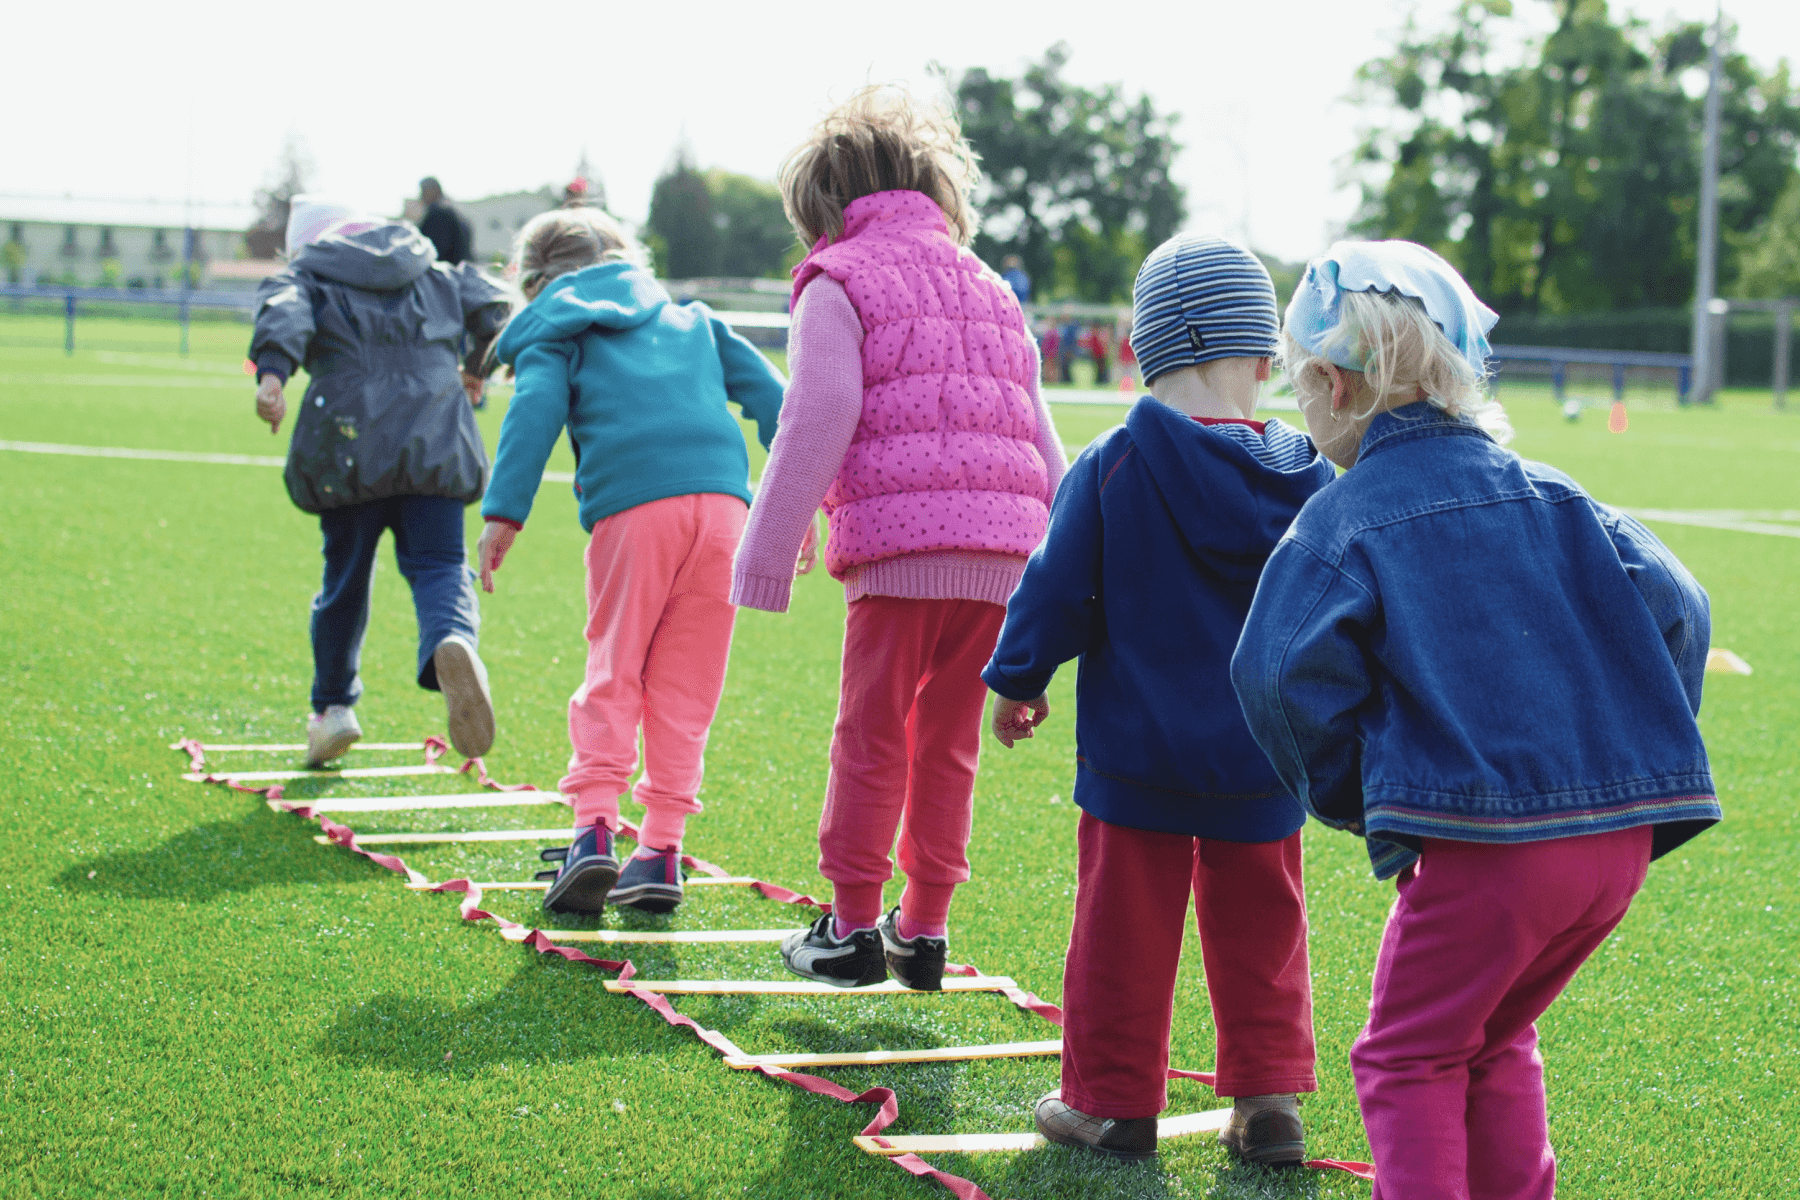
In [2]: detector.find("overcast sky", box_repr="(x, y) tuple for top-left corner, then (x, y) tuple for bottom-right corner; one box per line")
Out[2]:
(6, 0), (1797, 263)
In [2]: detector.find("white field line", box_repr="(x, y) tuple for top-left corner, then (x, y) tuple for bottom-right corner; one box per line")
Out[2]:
(1626, 508), (1800, 539)
(2, 440), (285, 467)
(2, 439), (576, 482)
(0, 373), (250, 389)
(268, 793), (564, 814)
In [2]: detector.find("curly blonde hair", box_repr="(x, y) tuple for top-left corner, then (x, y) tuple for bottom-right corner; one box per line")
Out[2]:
(513, 207), (647, 299)
(1280, 290), (1513, 444)
(779, 86), (981, 247)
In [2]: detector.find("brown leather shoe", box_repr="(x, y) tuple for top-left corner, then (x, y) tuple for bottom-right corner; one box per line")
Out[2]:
(1217, 1094), (1304, 1166)
(1033, 1090), (1157, 1161)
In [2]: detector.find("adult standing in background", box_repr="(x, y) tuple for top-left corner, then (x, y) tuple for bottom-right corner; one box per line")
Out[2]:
(417, 177), (473, 266)
(250, 197), (509, 767)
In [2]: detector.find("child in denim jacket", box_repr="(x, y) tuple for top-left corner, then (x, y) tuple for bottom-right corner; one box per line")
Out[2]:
(1232, 241), (1720, 1200)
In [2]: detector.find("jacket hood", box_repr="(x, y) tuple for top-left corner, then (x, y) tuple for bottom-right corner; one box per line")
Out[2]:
(1124, 398), (1333, 583)
(496, 263), (669, 363)
(294, 222), (436, 291)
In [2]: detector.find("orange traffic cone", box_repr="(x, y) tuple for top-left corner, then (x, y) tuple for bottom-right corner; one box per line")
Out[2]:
(1119, 374), (1134, 394)
(1607, 401), (1629, 433)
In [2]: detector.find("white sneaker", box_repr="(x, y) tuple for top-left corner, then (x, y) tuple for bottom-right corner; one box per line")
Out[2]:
(307, 705), (362, 767)
(433, 635), (495, 759)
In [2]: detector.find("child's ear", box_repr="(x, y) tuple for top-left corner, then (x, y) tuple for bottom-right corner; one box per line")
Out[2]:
(1325, 364), (1350, 412)
(1255, 357), (1273, 383)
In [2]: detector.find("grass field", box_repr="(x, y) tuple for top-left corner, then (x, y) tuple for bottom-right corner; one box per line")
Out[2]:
(1, 313), (1795, 1199)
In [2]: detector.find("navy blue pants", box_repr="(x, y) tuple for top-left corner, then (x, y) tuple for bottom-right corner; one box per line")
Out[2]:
(310, 496), (479, 712)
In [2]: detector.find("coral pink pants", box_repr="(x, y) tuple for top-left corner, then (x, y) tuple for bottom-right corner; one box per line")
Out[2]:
(1061, 812), (1317, 1117)
(561, 493), (746, 850)
(818, 595), (1006, 931)
(1353, 826), (1653, 1200)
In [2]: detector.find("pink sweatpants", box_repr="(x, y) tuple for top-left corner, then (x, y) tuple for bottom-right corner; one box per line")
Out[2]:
(818, 595), (1006, 931)
(1353, 826), (1654, 1200)
(561, 493), (746, 850)
(1061, 814), (1317, 1118)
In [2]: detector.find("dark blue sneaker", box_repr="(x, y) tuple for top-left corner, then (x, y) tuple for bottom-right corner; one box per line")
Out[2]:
(609, 847), (685, 914)
(540, 825), (619, 914)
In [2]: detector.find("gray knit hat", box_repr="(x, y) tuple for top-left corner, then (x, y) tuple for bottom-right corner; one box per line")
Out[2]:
(1131, 234), (1279, 385)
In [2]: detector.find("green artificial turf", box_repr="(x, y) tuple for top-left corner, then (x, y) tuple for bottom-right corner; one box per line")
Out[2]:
(1, 313), (1795, 1198)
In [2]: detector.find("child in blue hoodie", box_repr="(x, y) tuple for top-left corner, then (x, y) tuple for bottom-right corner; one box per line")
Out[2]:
(1232, 242), (1718, 1198)
(984, 235), (1335, 1165)
(474, 208), (786, 916)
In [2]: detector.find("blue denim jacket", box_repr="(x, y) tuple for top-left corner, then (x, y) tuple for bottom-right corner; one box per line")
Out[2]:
(1231, 404), (1719, 878)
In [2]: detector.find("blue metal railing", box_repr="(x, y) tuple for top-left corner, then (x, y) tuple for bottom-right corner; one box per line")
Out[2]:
(1490, 344), (1694, 402)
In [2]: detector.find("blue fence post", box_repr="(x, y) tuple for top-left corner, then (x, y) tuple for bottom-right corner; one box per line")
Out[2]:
(1678, 364), (1692, 401)
(1612, 362), (1625, 402)
(1552, 362), (1565, 402)
(64, 291), (75, 355)
(179, 227), (195, 356)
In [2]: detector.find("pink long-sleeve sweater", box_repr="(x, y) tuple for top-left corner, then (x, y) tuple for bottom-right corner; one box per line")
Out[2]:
(731, 276), (1067, 613)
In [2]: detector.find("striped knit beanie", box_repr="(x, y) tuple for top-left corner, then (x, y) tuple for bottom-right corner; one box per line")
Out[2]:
(1131, 234), (1278, 385)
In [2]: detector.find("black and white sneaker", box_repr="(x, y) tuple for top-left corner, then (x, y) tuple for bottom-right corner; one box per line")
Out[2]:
(539, 825), (620, 914)
(779, 912), (886, 988)
(877, 907), (947, 991)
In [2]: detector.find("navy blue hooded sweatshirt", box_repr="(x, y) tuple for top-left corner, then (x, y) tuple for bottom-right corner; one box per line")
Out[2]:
(983, 397), (1335, 841)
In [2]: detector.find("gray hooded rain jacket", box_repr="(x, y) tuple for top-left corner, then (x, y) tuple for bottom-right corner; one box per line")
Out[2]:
(250, 223), (510, 513)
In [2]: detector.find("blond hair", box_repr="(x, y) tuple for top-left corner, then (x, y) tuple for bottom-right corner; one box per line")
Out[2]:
(779, 86), (981, 247)
(1280, 290), (1512, 443)
(513, 208), (647, 299)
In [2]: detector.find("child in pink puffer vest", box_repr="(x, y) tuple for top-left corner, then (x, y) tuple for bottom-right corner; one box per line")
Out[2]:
(734, 87), (1066, 990)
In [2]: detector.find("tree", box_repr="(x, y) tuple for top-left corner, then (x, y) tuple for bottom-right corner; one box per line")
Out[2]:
(706, 170), (794, 278)
(1734, 176), (1800, 297)
(247, 135), (314, 259)
(1351, 0), (1800, 314)
(646, 146), (719, 279)
(945, 44), (1186, 303)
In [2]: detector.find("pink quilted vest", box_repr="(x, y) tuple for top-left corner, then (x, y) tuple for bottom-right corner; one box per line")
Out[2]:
(791, 190), (1051, 578)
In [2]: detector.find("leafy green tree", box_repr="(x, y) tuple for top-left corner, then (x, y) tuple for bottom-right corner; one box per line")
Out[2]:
(945, 43), (1185, 303)
(1352, 0), (1800, 314)
(647, 147), (719, 279)
(1734, 176), (1800, 297)
(706, 170), (794, 279)
(247, 136), (313, 260)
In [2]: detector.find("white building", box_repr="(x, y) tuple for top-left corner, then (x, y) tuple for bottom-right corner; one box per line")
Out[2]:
(456, 188), (561, 264)
(0, 195), (257, 290)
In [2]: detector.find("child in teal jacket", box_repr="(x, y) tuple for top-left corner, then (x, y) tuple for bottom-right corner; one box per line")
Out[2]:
(476, 207), (786, 916)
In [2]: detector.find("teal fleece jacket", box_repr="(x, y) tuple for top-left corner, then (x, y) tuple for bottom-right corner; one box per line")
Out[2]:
(483, 262), (785, 532)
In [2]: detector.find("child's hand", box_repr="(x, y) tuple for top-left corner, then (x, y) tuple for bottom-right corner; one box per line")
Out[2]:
(991, 692), (1050, 748)
(461, 371), (485, 407)
(796, 515), (820, 577)
(475, 520), (517, 593)
(255, 375), (286, 434)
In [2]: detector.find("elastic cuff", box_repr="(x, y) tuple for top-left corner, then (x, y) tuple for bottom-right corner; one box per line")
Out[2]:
(483, 515), (524, 531)
(571, 790), (621, 833)
(980, 664), (1052, 703)
(729, 571), (793, 613)
(830, 882), (885, 930)
(635, 807), (688, 853)
(255, 351), (292, 384)
(898, 880), (957, 931)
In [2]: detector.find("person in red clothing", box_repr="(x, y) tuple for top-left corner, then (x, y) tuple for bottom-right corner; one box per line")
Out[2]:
(985, 233), (1334, 1165)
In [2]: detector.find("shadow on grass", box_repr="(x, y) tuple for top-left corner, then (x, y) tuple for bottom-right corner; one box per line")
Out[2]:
(322, 952), (702, 1075)
(57, 805), (373, 901)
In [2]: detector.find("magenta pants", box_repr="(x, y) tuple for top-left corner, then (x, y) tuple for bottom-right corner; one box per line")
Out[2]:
(1061, 813), (1317, 1117)
(817, 595), (1006, 930)
(560, 493), (745, 850)
(1353, 826), (1653, 1200)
